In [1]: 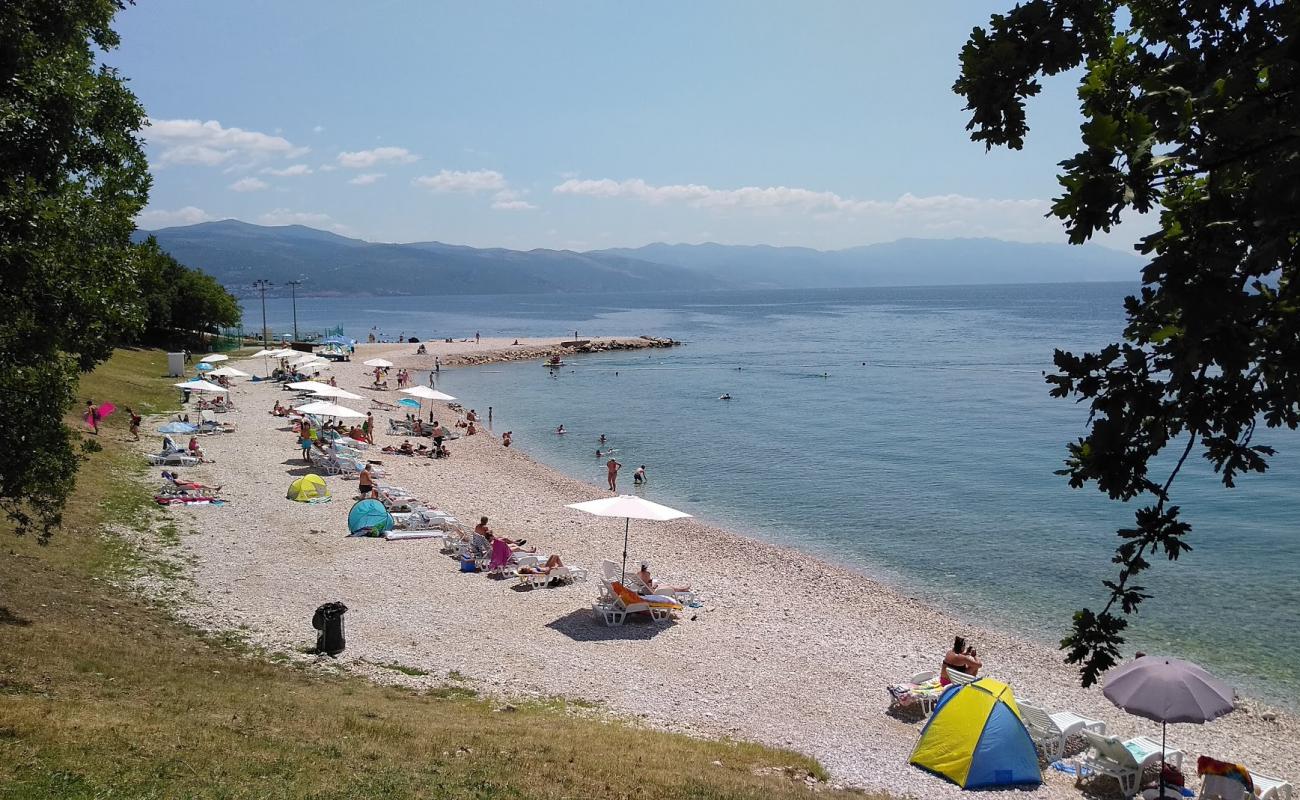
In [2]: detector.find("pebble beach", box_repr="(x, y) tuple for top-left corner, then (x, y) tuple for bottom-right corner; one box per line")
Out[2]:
(136, 337), (1299, 798)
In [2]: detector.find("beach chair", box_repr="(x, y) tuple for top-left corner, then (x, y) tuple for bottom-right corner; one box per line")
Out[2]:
(1198, 755), (1294, 800)
(886, 670), (946, 716)
(517, 564), (588, 590)
(592, 582), (681, 626)
(628, 570), (697, 605)
(1075, 730), (1185, 797)
(1018, 700), (1106, 761)
(146, 451), (199, 467)
(946, 668), (979, 686)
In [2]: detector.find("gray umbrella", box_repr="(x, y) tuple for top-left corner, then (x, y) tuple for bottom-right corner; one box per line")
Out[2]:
(1103, 656), (1235, 796)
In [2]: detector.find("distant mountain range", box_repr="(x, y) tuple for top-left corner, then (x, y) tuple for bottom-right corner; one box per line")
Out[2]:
(134, 220), (1140, 297)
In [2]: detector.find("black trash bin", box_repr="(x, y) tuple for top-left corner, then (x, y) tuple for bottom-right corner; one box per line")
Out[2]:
(312, 601), (348, 656)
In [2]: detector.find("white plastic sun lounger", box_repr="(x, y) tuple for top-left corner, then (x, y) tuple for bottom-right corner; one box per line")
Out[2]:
(1018, 700), (1106, 762)
(1076, 730), (1184, 796)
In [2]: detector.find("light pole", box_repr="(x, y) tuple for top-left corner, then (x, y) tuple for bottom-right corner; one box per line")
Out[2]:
(287, 280), (302, 341)
(253, 279), (273, 345)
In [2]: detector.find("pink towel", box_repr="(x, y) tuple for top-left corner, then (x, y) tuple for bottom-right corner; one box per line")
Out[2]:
(488, 538), (514, 571)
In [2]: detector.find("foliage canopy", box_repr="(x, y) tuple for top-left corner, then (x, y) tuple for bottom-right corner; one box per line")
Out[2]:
(955, 0), (1299, 685)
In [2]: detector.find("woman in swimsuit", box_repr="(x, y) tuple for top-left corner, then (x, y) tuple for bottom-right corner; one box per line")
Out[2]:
(939, 635), (982, 686)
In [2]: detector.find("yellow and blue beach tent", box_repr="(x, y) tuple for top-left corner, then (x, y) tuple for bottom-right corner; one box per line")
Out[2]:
(286, 473), (330, 502)
(908, 677), (1042, 789)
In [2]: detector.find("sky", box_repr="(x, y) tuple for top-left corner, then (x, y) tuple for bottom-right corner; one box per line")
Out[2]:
(115, 1), (1145, 252)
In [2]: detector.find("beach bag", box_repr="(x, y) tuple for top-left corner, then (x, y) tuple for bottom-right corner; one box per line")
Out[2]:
(460, 556), (479, 573)
(311, 601), (348, 656)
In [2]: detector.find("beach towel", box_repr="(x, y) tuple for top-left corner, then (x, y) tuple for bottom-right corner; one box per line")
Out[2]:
(1198, 755), (1254, 793)
(488, 538), (514, 571)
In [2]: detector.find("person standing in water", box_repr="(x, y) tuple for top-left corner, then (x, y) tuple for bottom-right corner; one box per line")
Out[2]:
(606, 457), (622, 491)
(634, 465), (646, 486)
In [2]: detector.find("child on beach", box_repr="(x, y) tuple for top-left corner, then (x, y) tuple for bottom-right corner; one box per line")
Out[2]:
(127, 407), (142, 441)
(502, 431), (512, 447)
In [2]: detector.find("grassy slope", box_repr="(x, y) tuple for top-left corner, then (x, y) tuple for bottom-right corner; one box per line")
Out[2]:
(0, 349), (877, 799)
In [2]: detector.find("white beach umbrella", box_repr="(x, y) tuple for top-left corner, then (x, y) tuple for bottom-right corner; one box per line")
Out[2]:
(173, 380), (228, 394)
(249, 348), (279, 358)
(199, 353), (229, 363)
(207, 366), (250, 378)
(295, 400), (365, 419)
(286, 381), (362, 400)
(566, 495), (692, 581)
(363, 358), (395, 368)
(400, 385), (456, 401)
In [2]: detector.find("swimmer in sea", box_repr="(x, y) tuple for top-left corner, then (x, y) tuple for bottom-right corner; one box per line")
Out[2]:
(719, 393), (732, 400)
(599, 434), (607, 445)
(556, 424), (566, 435)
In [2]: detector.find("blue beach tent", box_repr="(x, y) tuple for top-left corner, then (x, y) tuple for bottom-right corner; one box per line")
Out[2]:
(347, 498), (393, 536)
(909, 678), (1042, 789)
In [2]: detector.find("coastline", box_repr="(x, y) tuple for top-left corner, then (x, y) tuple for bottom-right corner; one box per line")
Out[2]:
(140, 339), (1299, 797)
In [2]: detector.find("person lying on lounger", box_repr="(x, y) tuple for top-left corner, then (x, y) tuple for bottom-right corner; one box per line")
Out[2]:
(474, 518), (531, 551)
(161, 471), (221, 492)
(516, 554), (566, 574)
(636, 562), (691, 595)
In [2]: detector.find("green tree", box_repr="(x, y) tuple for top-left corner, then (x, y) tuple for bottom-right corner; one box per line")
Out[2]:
(955, 0), (1299, 685)
(1, 1), (151, 541)
(134, 236), (241, 344)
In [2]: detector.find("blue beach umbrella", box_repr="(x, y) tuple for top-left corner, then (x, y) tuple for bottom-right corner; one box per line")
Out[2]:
(195, 362), (214, 371)
(398, 398), (421, 409)
(158, 421), (197, 434)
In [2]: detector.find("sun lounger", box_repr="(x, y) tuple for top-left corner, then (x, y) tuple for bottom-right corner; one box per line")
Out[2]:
(886, 670), (946, 716)
(1198, 755), (1294, 800)
(1076, 730), (1184, 796)
(1018, 700), (1106, 761)
(947, 668), (979, 686)
(628, 571), (696, 605)
(146, 451), (199, 467)
(516, 564), (588, 589)
(592, 581), (681, 626)
(391, 508), (460, 531)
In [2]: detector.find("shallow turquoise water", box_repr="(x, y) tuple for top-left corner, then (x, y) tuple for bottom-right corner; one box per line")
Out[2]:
(253, 284), (1300, 705)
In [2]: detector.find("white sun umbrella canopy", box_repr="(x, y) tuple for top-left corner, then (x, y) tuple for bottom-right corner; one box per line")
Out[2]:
(286, 381), (362, 400)
(249, 348), (279, 358)
(206, 366), (250, 378)
(199, 353), (229, 363)
(173, 380), (228, 393)
(566, 495), (692, 581)
(362, 358), (394, 368)
(400, 385), (456, 401)
(295, 400), (365, 419)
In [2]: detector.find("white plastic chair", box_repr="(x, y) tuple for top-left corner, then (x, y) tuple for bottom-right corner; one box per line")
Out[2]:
(1076, 730), (1184, 797)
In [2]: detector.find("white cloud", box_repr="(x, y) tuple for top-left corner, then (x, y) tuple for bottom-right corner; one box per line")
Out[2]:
(490, 189), (536, 210)
(261, 163), (313, 177)
(144, 118), (308, 167)
(229, 177), (269, 192)
(258, 208), (351, 235)
(318, 164), (338, 172)
(135, 206), (213, 229)
(348, 172), (385, 186)
(336, 146), (418, 169)
(313, 125), (325, 133)
(414, 169), (507, 192)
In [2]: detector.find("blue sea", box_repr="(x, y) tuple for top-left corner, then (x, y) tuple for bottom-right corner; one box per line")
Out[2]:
(248, 284), (1300, 705)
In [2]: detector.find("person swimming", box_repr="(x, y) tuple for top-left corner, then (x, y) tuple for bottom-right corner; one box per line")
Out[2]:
(719, 393), (732, 400)
(556, 424), (566, 434)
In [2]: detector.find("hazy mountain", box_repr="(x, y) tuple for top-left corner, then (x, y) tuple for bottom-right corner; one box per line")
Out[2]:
(595, 238), (1141, 288)
(135, 220), (1142, 297)
(133, 220), (728, 297)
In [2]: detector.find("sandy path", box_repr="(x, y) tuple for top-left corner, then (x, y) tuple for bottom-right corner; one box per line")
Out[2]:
(141, 340), (1298, 798)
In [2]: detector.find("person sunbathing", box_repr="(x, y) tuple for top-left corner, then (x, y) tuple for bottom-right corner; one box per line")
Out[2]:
(635, 562), (691, 595)
(466, 422), (477, 435)
(272, 400), (287, 416)
(161, 471), (221, 492)
(474, 518), (529, 550)
(187, 437), (211, 462)
(516, 554), (566, 574)
(939, 636), (982, 686)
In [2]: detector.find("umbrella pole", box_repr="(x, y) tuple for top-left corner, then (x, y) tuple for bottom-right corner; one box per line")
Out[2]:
(620, 517), (629, 582)
(1159, 720), (1167, 798)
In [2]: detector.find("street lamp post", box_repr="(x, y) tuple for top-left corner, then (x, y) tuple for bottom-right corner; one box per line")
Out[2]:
(287, 280), (302, 341)
(253, 279), (273, 345)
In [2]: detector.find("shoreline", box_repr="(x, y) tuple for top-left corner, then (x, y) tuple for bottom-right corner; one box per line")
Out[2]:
(139, 339), (1298, 797)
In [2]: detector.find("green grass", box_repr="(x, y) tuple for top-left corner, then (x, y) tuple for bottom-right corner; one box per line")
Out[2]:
(0, 348), (881, 799)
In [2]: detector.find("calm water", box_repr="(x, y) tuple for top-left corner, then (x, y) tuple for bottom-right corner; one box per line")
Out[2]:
(251, 285), (1300, 704)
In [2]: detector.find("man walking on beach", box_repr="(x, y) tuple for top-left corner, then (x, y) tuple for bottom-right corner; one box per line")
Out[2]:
(362, 412), (374, 444)
(606, 457), (622, 492)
